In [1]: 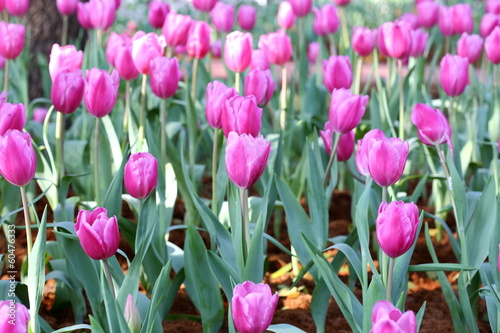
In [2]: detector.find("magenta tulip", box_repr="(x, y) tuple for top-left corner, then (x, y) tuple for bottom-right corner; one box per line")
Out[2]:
(320, 123), (355, 161)
(57, 0), (79, 15)
(352, 27), (377, 57)
(206, 81), (238, 129)
(485, 26), (500, 64)
(49, 44), (84, 81)
(480, 13), (499, 38)
(5, 0), (28, 16)
(0, 103), (26, 136)
(308, 42), (319, 63)
(131, 32), (165, 75)
(313, 4), (339, 36)
(225, 132), (271, 189)
(411, 103), (451, 148)
(401, 13), (419, 30)
(238, 5), (256, 31)
(439, 54), (469, 97)
(0, 130), (36, 187)
(0, 22), (25, 60)
(487, 0), (500, 14)
(84, 69), (120, 118)
(381, 20), (412, 59)
(451, 4), (473, 35)
(51, 70), (85, 114)
(244, 68), (275, 107)
(277, 1), (295, 30)
(224, 31), (253, 73)
(457, 33), (483, 64)
(33, 107), (49, 124)
(210, 2), (234, 33)
(323, 56), (353, 93)
(408, 28), (428, 58)
(258, 30), (293, 66)
(89, 0), (116, 30)
(162, 11), (192, 47)
(75, 207), (120, 260)
(77, 2), (93, 29)
(251, 49), (270, 70)
(0, 0), (4, 12)
(371, 300), (417, 333)
(232, 281), (278, 333)
(417, 1), (439, 28)
(368, 137), (409, 187)
(333, 0), (350, 5)
(355, 129), (388, 177)
(124, 152), (158, 199)
(328, 88), (368, 134)
(186, 21), (212, 59)
(114, 45), (140, 81)
(149, 57), (181, 99)
(289, 0), (312, 17)
(148, 1), (170, 29)
(377, 22), (390, 57)
(211, 39), (222, 58)
(438, 5), (454, 37)
(222, 95), (262, 138)
(0, 300), (29, 333)
(193, 0), (218, 12)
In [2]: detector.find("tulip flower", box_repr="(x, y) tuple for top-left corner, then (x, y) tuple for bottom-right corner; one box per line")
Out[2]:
(485, 26), (500, 64)
(258, 30), (293, 66)
(289, 0), (312, 17)
(75, 207), (120, 260)
(381, 20), (412, 59)
(225, 132), (271, 189)
(124, 152), (158, 199)
(307, 42), (319, 63)
(451, 4), (473, 35)
(368, 137), (409, 187)
(352, 27), (377, 57)
(5, 0), (28, 16)
(411, 103), (451, 148)
(186, 21), (212, 59)
(90, 0), (116, 30)
(238, 5), (256, 31)
(210, 2), (234, 33)
(0, 0), (4, 12)
(417, 1), (439, 28)
(51, 70), (86, 114)
(328, 88), (368, 134)
(439, 54), (469, 97)
(211, 39), (221, 58)
(251, 49), (270, 71)
(0, 130), (36, 187)
(487, 0), (500, 14)
(438, 5), (454, 37)
(355, 129), (387, 177)
(162, 11), (192, 47)
(244, 68), (275, 107)
(408, 28), (428, 58)
(457, 33), (483, 64)
(277, 1), (295, 30)
(401, 13), (419, 30)
(333, 0), (350, 5)
(0, 300), (30, 332)
(224, 31), (253, 73)
(33, 107), (49, 124)
(124, 294), (141, 333)
(320, 124), (355, 161)
(193, 0), (218, 12)
(0, 22), (25, 60)
(77, 2), (93, 29)
(84, 69), (120, 118)
(0, 91), (7, 104)
(0, 103), (26, 136)
(149, 57), (182, 99)
(323, 57), (353, 93)
(377, 22), (390, 57)
(206, 81), (238, 129)
(114, 45), (140, 81)
(131, 32), (165, 75)
(480, 13), (499, 38)
(231, 281), (278, 333)
(221, 95), (262, 138)
(313, 4), (339, 36)
(106, 33), (129, 67)
(148, 1), (170, 29)
(371, 300), (417, 333)
(49, 44), (84, 81)
(57, 0), (79, 15)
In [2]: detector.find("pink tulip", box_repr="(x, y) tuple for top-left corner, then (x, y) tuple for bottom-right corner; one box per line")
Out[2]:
(457, 33), (483, 64)
(251, 49), (270, 70)
(451, 4), (473, 35)
(125, 20), (137, 37)
(277, 1), (296, 30)
(232, 281), (278, 333)
(222, 95), (262, 138)
(313, 4), (339, 36)
(328, 88), (368, 134)
(211, 39), (221, 58)
(320, 124), (355, 161)
(371, 300), (417, 333)
(438, 6), (454, 37)
(124, 152), (158, 199)
(5, 0), (29, 16)
(333, 0), (350, 6)
(225, 132), (271, 189)
(75, 207), (120, 260)
(210, 2), (234, 33)
(411, 103), (451, 148)
(408, 28), (428, 58)
(417, 1), (439, 28)
(352, 27), (377, 57)
(323, 56), (353, 93)
(77, 2), (93, 29)
(0, 300), (29, 332)
(84, 69), (120, 118)
(206, 81), (238, 129)
(131, 32), (165, 75)
(487, 0), (500, 14)
(149, 57), (182, 99)
(289, 0), (312, 17)
(244, 68), (275, 107)
(193, 0), (218, 12)
(162, 11), (192, 47)
(49, 44), (84, 81)
(148, 1), (170, 29)
(439, 54), (469, 97)
(0, 0), (4, 12)
(486, 26), (500, 64)
(114, 45), (140, 81)
(224, 31), (253, 73)
(258, 30), (293, 66)
(368, 137), (409, 187)
(238, 5), (256, 31)
(401, 13), (419, 30)
(355, 129), (387, 177)
(480, 13), (500, 38)
(381, 20), (412, 59)
(186, 21), (212, 59)
(33, 107), (49, 124)
(0, 103), (26, 136)
(0, 22), (25, 60)
(0, 130), (36, 187)
(377, 22), (389, 57)
(51, 70), (85, 114)
(90, 0), (116, 30)
(57, 0), (79, 15)
(0, 91), (7, 104)
(307, 42), (320, 63)
(106, 32), (129, 67)
(175, 45), (186, 56)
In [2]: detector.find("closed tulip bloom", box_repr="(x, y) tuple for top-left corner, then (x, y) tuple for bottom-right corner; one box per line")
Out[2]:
(131, 32), (165, 75)
(352, 27), (377, 57)
(486, 26), (500, 64)
(49, 44), (84, 81)
(289, 0), (312, 17)
(0, 130), (36, 187)
(224, 31), (253, 72)
(193, 0), (218, 12)
(84, 69), (120, 118)
(451, 4), (473, 35)
(371, 300), (417, 333)
(368, 137), (409, 187)
(90, 0), (116, 30)
(381, 20), (412, 59)
(77, 2), (93, 29)
(0, 22), (25, 60)
(51, 70), (85, 114)
(411, 103), (451, 147)
(206, 81), (238, 129)
(0, 103), (26, 136)
(57, 0), (79, 15)
(251, 49), (270, 70)
(186, 21), (212, 59)
(277, 1), (295, 30)
(480, 13), (499, 38)
(244, 68), (275, 107)
(258, 30), (293, 66)
(124, 294), (141, 333)
(114, 45), (140, 81)
(417, 1), (439, 28)
(438, 6), (454, 36)
(439, 54), (469, 96)
(320, 123), (355, 161)
(211, 39), (222, 58)
(401, 13), (419, 30)
(238, 5), (256, 31)
(457, 33), (483, 64)
(124, 152), (158, 199)
(487, 0), (500, 14)
(377, 22), (389, 57)
(75, 207), (120, 260)
(5, 0), (28, 16)
(313, 4), (339, 36)
(225, 132), (271, 189)
(0, 300), (29, 332)
(149, 57), (181, 99)
(355, 129), (387, 176)
(307, 42), (319, 63)
(210, 2), (234, 33)
(333, 0), (350, 5)
(232, 281), (278, 333)
(162, 11), (192, 47)
(148, 1), (169, 29)
(328, 88), (368, 134)
(408, 28), (428, 58)
(222, 95), (262, 137)
(323, 56), (353, 93)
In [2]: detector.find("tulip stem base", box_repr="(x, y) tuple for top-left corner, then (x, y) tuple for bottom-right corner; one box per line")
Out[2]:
(20, 186), (32, 257)
(240, 188), (250, 263)
(386, 257), (394, 302)
(212, 129), (219, 215)
(397, 59), (405, 140)
(94, 118), (101, 206)
(323, 132), (340, 188)
(102, 258), (115, 299)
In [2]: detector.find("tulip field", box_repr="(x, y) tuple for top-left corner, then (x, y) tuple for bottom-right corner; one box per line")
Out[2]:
(1, 0), (500, 332)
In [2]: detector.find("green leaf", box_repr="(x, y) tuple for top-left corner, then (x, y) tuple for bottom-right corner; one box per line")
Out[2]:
(408, 263), (476, 272)
(52, 324), (93, 333)
(206, 251), (241, 300)
(267, 324), (307, 333)
(102, 146), (129, 218)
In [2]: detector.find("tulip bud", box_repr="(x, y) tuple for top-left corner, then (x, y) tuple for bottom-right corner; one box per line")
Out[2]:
(148, 1), (169, 29)
(328, 88), (368, 134)
(114, 45), (140, 81)
(49, 44), (84, 81)
(51, 70), (85, 114)
(206, 81), (238, 129)
(0, 300), (30, 332)
(193, 0), (218, 12)
(320, 124), (355, 161)
(408, 28), (428, 58)
(225, 132), (271, 189)
(0, 22), (25, 60)
(244, 68), (275, 107)
(307, 42), (319, 63)
(480, 13), (499, 38)
(371, 300), (417, 333)
(90, 0), (116, 30)
(75, 207), (120, 260)
(210, 2), (234, 33)
(77, 2), (93, 29)
(457, 33), (483, 64)
(0, 103), (26, 136)
(149, 57), (182, 99)
(277, 1), (296, 30)
(417, 1), (439, 28)
(33, 107), (49, 124)
(84, 68), (120, 118)
(5, 0), (28, 16)
(258, 30), (293, 66)
(124, 152), (158, 199)
(224, 31), (253, 73)
(451, 4), (473, 35)
(124, 294), (141, 333)
(411, 103), (451, 148)
(238, 5), (256, 31)
(323, 56), (353, 93)
(289, 0), (312, 17)
(186, 21), (212, 59)
(222, 95), (262, 138)
(368, 137), (409, 187)
(355, 129), (387, 177)
(251, 49), (270, 71)
(131, 32), (165, 75)
(486, 26), (500, 64)
(381, 20), (412, 59)
(57, 0), (79, 15)
(0, 130), (36, 187)
(162, 11), (193, 47)
(211, 39), (221, 58)
(352, 27), (377, 57)
(313, 4), (339, 36)
(439, 54), (469, 97)
(438, 5), (454, 37)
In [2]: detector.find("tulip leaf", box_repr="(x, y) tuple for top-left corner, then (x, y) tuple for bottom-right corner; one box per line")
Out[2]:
(89, 315), (106, 333)
(363, 277), (385, 331)
(310, 278), (330, 332)
(100, 268), (130, 333)
(51, 324), (93, 333)
(206, 251), (241, 300)
(267, 324), (307, 333)
(227, 183), (245, 277)
(447, 152), (467, 234)
(457, 273), (480, 333)
(324, 243), (362, 282)
(102, 145), (129, 218)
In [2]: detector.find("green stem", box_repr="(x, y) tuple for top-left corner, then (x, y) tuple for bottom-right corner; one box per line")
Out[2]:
(280, 66), (287, 132)
(382, 186), (387, 203)
(449, 96), (455, 134)
(121, 80), (131, 151)
(354, 56), (363, 95)
(323, 132), (341, 188)
(3, 59), (9, 92)
(211, 129), (219, 215)
(138, 74), (147, 150)
(240, 188), (250, 262)
(55, 112), (65, 185)
(191, 58), (199, 100)
(160, 98), (167, 170)
(339, 7), (350, 49)
(102, 258), (115, 299)
(20, 186), (32, 256)
(328, 34), (336, 56)
(61, 15), (68, 46)
(386, 257), (394, 301)
(398, 59), (405, 140)
(493, 144), (499, 194)
(234, 71), (240, 94)
(94, 117), (101, 206)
